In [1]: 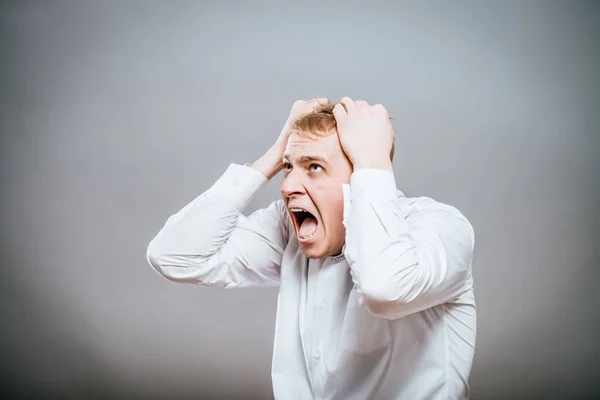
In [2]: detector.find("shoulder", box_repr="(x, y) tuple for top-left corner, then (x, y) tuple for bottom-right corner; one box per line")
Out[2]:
(398, 193), (471, 225)
(398, 193), (475, 253)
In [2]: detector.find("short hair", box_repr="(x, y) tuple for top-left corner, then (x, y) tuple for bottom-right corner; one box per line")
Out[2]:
(291, 102), (395, 162)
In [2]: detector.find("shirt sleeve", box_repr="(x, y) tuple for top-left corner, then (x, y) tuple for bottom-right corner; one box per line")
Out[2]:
(146, 163), (291, 288)
(343, 169), (475, 319)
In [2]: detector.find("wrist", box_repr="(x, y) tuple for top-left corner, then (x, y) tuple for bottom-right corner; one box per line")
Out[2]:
(351, 157), (393, 172)
(248, 146), (283, 180)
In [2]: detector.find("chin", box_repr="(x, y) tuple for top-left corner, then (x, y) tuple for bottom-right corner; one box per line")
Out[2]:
(299, 243), (326, 259)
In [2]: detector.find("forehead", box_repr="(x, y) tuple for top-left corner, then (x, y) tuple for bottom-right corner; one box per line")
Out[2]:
(283, 131), (342, 161)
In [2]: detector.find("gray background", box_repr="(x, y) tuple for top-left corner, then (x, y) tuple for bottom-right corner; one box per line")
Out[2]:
(1, 1), (598, 399)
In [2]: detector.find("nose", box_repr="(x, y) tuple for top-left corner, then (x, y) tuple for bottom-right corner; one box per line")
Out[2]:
(280, 169), (306, 199)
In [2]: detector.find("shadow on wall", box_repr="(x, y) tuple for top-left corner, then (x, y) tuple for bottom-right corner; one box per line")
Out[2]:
(0, 255), (121, 399)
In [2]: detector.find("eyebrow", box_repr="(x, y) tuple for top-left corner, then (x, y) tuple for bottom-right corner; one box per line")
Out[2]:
(282, 155), (330, 165)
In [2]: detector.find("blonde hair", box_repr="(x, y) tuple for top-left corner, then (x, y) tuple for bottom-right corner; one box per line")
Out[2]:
(291, 102), (395, 162)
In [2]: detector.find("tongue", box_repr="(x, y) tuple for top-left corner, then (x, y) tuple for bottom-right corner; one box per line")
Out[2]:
(299, 215), (318, 237)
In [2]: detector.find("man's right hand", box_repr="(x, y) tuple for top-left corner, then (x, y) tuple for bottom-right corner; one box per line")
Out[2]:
(249, 98), (329, 180)
(275, 98), (330, 152)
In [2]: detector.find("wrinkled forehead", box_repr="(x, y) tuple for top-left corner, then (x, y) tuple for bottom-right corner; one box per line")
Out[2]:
(284, 130), (342, 159)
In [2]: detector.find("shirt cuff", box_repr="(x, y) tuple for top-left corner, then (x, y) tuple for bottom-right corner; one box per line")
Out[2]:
(207, 163), (269, 210)
(350, 168), (398, 203)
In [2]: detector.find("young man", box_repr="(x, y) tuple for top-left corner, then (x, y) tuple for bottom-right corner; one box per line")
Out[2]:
(146, 97), (476, 399)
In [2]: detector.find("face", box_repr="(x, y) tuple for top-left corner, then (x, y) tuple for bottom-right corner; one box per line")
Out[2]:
(281, 130), (353, 259)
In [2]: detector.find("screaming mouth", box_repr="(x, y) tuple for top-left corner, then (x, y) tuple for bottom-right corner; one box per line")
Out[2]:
(289, 208), (318, 240)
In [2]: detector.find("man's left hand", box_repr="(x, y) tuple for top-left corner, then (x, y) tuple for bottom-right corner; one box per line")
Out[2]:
(332, 97), (394, 171)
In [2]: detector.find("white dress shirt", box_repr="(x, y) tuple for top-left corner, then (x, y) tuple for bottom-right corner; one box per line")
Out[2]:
(146, 163), (476, 400)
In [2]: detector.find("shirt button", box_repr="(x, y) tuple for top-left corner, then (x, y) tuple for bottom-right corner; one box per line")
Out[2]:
(318, 301), (325, 309)
(314, 351), (321, 360)
(332, 257), (339, 263)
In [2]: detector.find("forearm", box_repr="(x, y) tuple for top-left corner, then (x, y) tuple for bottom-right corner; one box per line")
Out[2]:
(147, 164), (267, 271)
(345, 169), (410, 298)
(344, 170), (474, 319)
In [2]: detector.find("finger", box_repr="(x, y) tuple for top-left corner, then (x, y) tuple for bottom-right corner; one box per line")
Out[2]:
(373, 103), (388, 114)
(340, 96), (356, 112)
(355, 100), (370, 107)
(311, 97), (330, 106)
(332, 103), (347, 121)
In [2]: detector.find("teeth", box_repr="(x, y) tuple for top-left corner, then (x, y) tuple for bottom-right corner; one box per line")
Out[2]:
(298, 232), (315, 240)
(289, 208), (307, 213)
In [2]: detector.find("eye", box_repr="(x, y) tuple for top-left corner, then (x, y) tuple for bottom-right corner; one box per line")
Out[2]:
(283, 162), (292, 171)
(310, 164), (323, 172)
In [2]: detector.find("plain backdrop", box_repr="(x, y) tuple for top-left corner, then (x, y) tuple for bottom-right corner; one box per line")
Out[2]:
(1, 1), (598, 399)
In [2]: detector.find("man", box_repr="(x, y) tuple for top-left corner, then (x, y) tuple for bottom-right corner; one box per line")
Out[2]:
(146, 97), (476, 399)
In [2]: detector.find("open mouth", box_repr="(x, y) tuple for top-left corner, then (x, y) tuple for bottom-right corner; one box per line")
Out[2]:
(289, 207), (319, 241)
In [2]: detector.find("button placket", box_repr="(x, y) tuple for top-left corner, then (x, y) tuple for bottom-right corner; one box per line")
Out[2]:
(311, 262), (325, 370)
